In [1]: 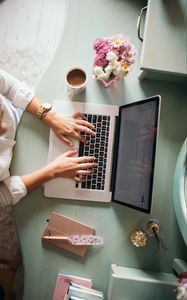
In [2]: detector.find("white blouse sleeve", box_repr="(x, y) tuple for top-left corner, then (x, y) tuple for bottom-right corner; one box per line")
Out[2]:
(0, 176), (27, 207)
(0, 69), (35, 110)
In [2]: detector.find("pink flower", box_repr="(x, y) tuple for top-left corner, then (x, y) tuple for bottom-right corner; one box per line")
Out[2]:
(123, 46), (136, 64)
(94, 53), (107, 67)
(111, 34), (127, 49)
(93, 38), (111, 55)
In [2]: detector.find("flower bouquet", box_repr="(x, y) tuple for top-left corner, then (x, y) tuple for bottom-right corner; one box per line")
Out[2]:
(93, 34), (136, 87)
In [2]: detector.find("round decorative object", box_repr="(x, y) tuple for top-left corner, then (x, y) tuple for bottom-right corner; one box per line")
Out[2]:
(141, 219), (160, 237)
(130, 230), (148, 247)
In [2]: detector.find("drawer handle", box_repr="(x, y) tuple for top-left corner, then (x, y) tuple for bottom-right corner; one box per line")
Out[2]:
(137, 6), (147, 42)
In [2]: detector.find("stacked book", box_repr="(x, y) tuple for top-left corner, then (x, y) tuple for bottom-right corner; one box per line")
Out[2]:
(65, 282), (104, 300)
(52, 273), (104, 300)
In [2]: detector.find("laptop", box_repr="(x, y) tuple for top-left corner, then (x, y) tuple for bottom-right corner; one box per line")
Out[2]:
(44, 95), (161, 213)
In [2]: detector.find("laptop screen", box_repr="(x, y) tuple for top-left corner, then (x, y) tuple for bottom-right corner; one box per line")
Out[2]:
(112, 96), (161, 213)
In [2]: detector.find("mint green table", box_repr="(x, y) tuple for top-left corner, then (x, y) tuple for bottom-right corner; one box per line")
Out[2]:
(12, 0), (187, 299)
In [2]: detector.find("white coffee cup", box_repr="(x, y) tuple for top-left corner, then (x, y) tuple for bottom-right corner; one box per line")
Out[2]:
(66, 67), (87, 95)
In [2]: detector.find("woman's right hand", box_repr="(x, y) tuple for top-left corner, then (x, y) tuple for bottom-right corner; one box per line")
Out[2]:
(48, 150), (97, 183)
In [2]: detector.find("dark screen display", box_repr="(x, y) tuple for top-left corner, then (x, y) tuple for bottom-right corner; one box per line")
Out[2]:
(112, 96), (160, 213)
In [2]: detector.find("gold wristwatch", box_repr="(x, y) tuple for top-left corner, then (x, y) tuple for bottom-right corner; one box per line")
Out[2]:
(36, 103), (52, 119)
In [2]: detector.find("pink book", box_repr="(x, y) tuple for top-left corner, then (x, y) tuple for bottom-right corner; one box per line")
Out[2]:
(42, 211), (94, 257)
(52, 273), (93, 300)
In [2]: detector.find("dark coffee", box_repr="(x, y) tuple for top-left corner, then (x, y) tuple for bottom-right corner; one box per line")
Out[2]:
(67, 68), (86, 87)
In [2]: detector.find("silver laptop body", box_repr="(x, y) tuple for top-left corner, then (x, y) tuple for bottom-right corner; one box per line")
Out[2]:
(44, 100), (119, 202)
(44, 96), (161, 214)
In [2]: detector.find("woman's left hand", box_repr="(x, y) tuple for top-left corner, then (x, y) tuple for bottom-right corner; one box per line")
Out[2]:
(43, 110), (95, 145)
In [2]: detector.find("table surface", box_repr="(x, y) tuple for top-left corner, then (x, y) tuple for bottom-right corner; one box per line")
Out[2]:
(12, 0), (187, 299)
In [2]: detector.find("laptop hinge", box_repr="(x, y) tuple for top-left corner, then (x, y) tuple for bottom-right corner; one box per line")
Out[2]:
(110, 115), (120, 193)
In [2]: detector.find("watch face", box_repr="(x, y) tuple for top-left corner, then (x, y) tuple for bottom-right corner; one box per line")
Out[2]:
(43, 103), (52, 110)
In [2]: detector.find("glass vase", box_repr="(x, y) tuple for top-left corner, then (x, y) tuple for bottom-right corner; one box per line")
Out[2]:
(101, 76), (120, 88)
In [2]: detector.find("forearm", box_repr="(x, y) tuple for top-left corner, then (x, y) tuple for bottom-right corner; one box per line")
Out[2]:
(25, 95), (42, 115)
(26, 95), (55, 125)
(21, 164), (54, 192)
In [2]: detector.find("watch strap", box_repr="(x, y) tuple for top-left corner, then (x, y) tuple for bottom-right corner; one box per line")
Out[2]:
(41, 110), (50, 120)
(36, 103), (52, 119)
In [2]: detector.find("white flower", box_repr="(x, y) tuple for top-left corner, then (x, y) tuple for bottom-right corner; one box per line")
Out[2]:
(97, 72), (108, 80)
(104, 65), (113, 77)
(113, 65), (124, 77)
(93, 66), (108, 80)
(109, 59), (119, 69)
(93, 66), (103, 76)
(106, 51), (117, 61)
(113, 63), (129, 77)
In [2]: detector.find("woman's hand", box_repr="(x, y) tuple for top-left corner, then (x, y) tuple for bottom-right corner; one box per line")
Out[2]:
(25, 96), (95, 145)
(48, 150), (97, 183)
(21, 150), (97, 192)
(43, 110), (95, 146)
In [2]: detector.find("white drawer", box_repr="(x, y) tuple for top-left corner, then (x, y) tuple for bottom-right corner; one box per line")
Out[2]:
(138, 0), (187, 83)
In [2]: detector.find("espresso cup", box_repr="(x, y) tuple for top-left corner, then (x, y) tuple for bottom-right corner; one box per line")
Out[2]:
(66, 67), (87, 95)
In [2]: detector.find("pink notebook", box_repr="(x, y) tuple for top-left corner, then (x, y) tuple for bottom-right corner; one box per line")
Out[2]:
(52, 273), (93, 300)
(42, 211), (94, 257)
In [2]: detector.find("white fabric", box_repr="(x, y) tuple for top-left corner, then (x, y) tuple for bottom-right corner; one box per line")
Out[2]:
(0, 69), (35, 206)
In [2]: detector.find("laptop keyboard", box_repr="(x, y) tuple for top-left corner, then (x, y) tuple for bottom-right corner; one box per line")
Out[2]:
(75, 113), (110, 191)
